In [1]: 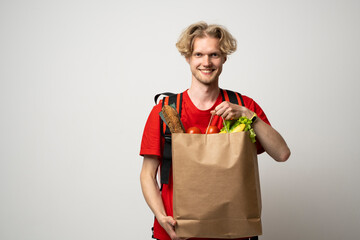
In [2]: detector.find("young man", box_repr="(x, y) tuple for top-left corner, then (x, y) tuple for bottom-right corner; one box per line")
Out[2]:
(140, 22), (291, 240)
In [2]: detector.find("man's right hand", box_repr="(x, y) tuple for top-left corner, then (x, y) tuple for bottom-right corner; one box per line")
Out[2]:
(157, 215), (186, 240)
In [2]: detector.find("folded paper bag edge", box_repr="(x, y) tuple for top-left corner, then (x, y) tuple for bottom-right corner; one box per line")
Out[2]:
(175, 218), (262, 238)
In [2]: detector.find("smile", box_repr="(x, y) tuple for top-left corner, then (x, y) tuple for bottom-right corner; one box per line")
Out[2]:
(199, 69), (215, 74)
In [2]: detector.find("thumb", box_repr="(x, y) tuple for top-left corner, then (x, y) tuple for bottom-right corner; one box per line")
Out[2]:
(167, 217), (176, 226)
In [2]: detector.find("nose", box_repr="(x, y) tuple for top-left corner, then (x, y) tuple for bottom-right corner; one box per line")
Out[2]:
(202, 55), (212, 67)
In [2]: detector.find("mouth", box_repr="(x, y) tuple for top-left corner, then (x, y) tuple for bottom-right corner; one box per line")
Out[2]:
(199, 69), (215, 75)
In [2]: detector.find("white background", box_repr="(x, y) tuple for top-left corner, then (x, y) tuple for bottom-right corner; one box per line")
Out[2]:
(1, 0), (359, 239)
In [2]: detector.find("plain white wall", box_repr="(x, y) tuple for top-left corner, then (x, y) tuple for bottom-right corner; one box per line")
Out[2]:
(1, 0), (359, 239)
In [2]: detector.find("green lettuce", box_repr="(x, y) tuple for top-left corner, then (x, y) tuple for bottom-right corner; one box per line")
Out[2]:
(220, 116), (257, 143)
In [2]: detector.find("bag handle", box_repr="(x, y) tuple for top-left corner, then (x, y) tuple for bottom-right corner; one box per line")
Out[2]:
(205, 114), (229, 134)
(205, 114), (214, 135)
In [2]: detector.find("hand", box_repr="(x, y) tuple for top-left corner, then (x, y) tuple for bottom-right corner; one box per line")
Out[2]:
(211, 102), (291, 162)
(211, 101), (253, 120)
(157, 215), (187, 240)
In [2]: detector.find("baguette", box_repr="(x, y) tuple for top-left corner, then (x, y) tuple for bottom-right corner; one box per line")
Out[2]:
(161, 105), (185, 133)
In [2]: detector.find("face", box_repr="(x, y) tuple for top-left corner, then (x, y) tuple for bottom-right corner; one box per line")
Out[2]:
(187, 36), (227, 86)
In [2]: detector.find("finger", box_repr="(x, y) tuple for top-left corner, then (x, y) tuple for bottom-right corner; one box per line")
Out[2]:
(222, 108), (233, 120)
(215, 106), (226, 116)
(167, 217), (176, 227)
(220, 101), (234, 114)
(213, 102), (225, 113)
(165, 217), (177, 233)
(227, 111), (237, 120)
(165, 225), (177, 240)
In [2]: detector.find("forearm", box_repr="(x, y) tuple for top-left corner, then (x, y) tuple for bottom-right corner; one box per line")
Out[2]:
(253, 118), (291, 162)
(140, 172), (167, 219)
(140, 156), (167, 219)
(140, 156), (179, 239)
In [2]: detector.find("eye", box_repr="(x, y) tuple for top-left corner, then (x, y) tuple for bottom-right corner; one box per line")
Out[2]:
(211, 53), (220, 58)
(194, 53), (202, 57)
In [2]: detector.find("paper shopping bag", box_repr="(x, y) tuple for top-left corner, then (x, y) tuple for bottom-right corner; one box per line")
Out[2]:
(172, 132), (262, 239)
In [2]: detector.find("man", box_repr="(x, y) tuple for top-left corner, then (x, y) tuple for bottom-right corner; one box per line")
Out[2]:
(140, 22), (291, 240)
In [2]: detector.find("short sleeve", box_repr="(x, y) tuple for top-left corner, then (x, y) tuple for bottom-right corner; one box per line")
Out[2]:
(139, 103), (162, 157)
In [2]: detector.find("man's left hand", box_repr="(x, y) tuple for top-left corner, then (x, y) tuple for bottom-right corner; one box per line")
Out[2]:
(211, 101), (253, 120)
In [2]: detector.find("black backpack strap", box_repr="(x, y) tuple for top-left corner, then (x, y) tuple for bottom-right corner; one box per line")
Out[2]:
(221, 89), (245, 106)
(154, 92), (176, 104)
(157, 92), (183, 185)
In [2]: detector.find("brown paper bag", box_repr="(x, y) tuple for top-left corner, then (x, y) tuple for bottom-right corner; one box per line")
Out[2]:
(172, 132), (262, 239)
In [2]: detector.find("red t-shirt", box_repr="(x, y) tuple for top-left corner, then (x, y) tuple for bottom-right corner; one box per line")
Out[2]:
(140, 89), (270, 240)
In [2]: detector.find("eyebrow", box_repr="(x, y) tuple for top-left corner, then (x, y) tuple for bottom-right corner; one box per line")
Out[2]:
(193, 50), (221, 55)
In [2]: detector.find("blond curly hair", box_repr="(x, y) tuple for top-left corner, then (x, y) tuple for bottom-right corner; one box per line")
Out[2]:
(176, 22), (237, 58)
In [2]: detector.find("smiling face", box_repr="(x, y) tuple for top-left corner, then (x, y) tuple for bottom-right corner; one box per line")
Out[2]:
(187, 36), (227, 87)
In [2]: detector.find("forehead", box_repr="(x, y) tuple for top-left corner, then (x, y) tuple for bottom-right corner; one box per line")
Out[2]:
(192, 37), (221, 53)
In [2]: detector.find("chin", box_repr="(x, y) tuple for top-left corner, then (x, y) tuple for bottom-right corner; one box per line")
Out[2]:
(199, 78), (218, 86)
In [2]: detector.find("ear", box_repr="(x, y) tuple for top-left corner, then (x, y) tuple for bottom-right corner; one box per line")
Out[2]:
(223, 55), (227, 63)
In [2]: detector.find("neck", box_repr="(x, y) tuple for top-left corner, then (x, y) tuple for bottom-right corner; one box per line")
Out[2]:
(188, 80), (220, 110)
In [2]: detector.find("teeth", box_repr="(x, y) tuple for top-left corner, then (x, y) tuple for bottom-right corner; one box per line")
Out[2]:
(201, 70), (213, 73)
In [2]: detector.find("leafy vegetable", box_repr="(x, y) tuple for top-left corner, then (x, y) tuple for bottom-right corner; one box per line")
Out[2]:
(220, 116), (257, 143)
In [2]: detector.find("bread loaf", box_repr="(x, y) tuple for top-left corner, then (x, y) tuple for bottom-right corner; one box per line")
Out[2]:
(161, 105), (185, 133)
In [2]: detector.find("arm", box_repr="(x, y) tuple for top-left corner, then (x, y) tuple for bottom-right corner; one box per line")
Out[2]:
(251, 117), (291, 162)
(212, 102), (291, 162)
(140, 155), (182, 240)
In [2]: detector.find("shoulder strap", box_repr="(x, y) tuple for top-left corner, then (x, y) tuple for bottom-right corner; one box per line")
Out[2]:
(154, 92), (176, 104)
(155, 92), (183, 185)
(221, 89), (245, 106)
